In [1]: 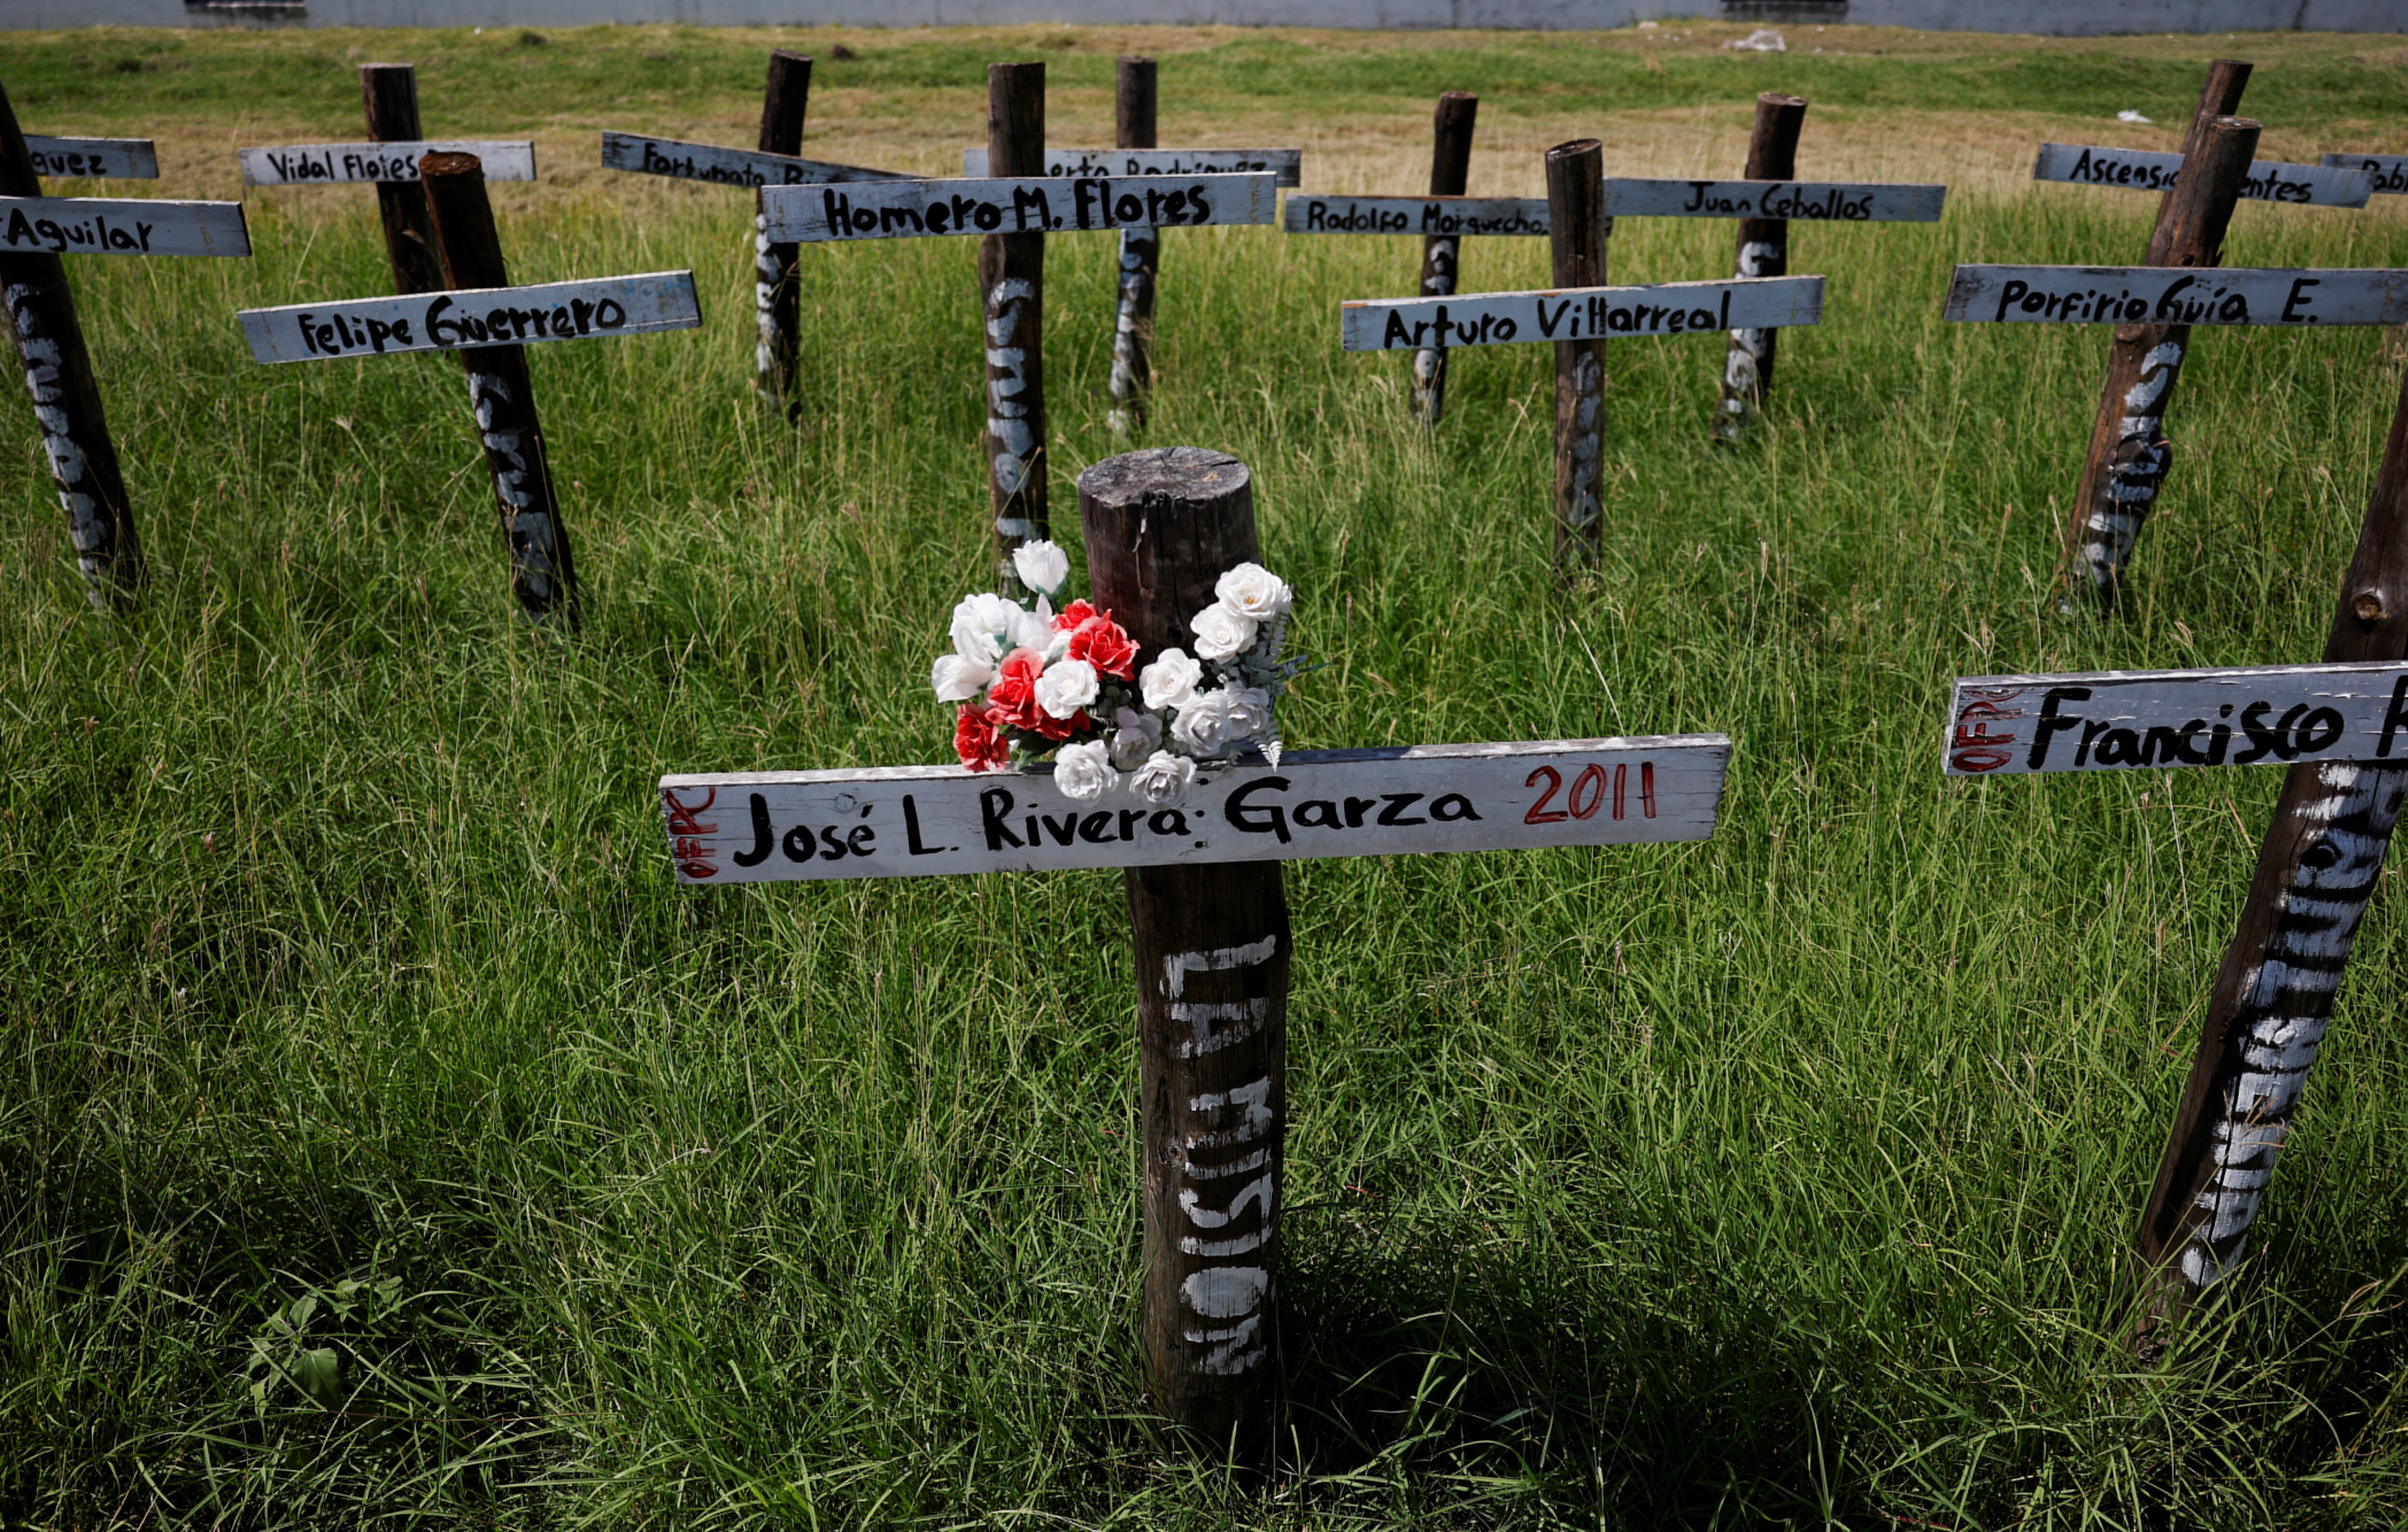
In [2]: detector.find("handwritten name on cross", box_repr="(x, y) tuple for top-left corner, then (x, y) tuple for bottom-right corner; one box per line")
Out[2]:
(1938, 340), (2408, 1346)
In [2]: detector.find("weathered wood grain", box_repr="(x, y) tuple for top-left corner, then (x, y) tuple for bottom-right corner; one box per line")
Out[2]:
(1607, 175), (1945, 222)
(0, 196), (249, 259)
(360, 64), (444, 295)
(240, 140), (537, 185)
(1717, 93), (1808, 444)
(1341, 276), (1824, 352)
(963, 145), (1301, 186)
(763, 173), (1278, 242)
(236, 272), (703, 364)
(1106, 56), (1159, 432)
(657, 737), (1729, 884)
(1945, 662), (2408, 776)
(24, 137), (156, 180)
(1547, 137), (1608, 566)
(754, 51), (811, 409)
(2034, 143), (2370, 208)
(599, 130), (907, 188)
(1282, 195), (1546, 236)
(1944, 264), (2408, 326)
(982, 62), (1049, 579)
(2321, 152), (2408, 196)
(1412, 91), (1479, 427)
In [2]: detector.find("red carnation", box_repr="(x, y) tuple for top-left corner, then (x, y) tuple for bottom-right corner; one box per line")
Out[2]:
(1053, 598), (1098, 631)
(985, 649), (1048, 733)
(955, 704), (1010, 771)
(1067, 611), (1138, 680)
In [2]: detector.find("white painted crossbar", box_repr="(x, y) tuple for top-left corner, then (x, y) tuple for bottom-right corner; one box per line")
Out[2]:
(0, 196), (249, 258)
(659, 736), (1730, 883)
(2321, 153), (2408, 196)
(25, 136), (157, 180)
(1945, 662), (2408, 776)
(1283, 195), (1549, 236)
(1943, 265), (2408, 326)
(1341, 276), (1823, 352)
(236, 271), (703, 364)
(600, 131), (909, 188)
(239, 141), (538, 186)
(965, 146), (1302, 187)
(2033, 143), (2370, 208)
(1604, 177), (1946, 222)
(763, 174), (1279, 242)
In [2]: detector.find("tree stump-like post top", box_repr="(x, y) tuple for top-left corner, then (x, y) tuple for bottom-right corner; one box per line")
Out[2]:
(755, 49), (811, 412)
(1080, 448), (1292, 1446)
(0, 74), (142, 605)
(419, 152), (580, 627)
(1717, 91), (1807, 442)
(1108, 55), (1161, 435)
(360, 64), (445, 296)
(1411, 91), (1479, 427)
(2061, 62), (2254, 613)
(1545, 138), (1608, 569)
(984, 62), (1048, 585)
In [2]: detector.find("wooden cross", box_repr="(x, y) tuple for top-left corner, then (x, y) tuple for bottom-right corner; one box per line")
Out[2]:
(1951, 113), (2407, 615)
(1, 77), (249, 608)
(236, 65), (534, 297)
(757, 62), (1277, 586)
(1942, 243), (2408, 1347)
(960, 55), (1302, 435)
(655, 445), (1730, 1439)
(233, 155), (704, 626)
(601, 50), (910, 410)
(1337, 139), (1825, 568)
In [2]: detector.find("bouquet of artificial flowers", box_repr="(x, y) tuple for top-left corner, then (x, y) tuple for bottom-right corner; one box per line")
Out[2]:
(932, 540), (1303, 807)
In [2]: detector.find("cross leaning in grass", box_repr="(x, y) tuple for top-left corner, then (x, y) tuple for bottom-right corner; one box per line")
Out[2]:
(1338, 138), (1827, 571)
(961, 53), (1301, 435)
(1941, 224), (2408, 1350)
(2, 76), (249, 609)
(654, 445), (1730, 1443)
(233, 154), (704, 627)
(600, 49), (911, 410)
(759, 60), (1278, 590)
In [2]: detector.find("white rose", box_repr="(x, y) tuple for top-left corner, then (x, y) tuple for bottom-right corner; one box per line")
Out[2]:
(1170, 688), (1237, 756)
(1139, 647), (1203, 711)
(1051, 740), (1115, 804)
(1034, 657), (1099, 719)
(1129, 750), (1198, 807)
(931, 653), (993, 702)
(1008, 596), (1071, 661)
(1109, 707), (1163, 771)
(1220, 686), (1274, 746)
(1190, 602), (1259, 661)
(1214, 562), (1292, 620)
(1012, 539), (1071, 597)
(950, 592), (1022, 666)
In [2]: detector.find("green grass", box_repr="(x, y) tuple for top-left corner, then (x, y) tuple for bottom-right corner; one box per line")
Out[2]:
(7, 20), (2408, 1530)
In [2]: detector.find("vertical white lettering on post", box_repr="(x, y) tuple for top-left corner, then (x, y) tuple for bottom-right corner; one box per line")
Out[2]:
(6, 282), (107, 595)
(753, 211), (785, 380)
(2178, 760), (2408, 1289)
(1566, 349), (1604, 538)
(1720, 237), (1780, 429)
(1410, 234), (1460, 408)
(1169, 934), (1281, 1377)
(467, 369), (558, 606)
(1107, 226), (1157, 431)
(2076, 339), (2185, 597)
(986, 276), (1039, 531)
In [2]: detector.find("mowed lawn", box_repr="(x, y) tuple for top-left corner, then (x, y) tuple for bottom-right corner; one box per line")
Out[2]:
(6, 20), (2408, 1530)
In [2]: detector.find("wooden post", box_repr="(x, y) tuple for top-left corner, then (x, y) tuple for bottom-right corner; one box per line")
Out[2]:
(359, 64), (445, 295)
(1716, 92), (1807, 442)
(2063, 60), (2255, 612)
(982, 62), (1047, 587)
(418, 152), (580, 627)
(1545, 138), (1608, 569)
(1106, 55), (1159, 436)
(1080, 446), (1292, 1443)
(755, 49), (810, 411)
(0, 76), (141, 605)
(2128, 351), (2408, 1348)
(1411, 91), (1478, 426)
